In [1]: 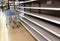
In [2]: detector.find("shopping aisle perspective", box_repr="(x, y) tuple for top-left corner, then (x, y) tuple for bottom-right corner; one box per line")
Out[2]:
(0, 11), (36, 41)
(0, 0), (60, 41)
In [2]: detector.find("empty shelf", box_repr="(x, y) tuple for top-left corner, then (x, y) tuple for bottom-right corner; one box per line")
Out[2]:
(21, 18), (60, 41)
(17, 10), (60, 25)
(24, 15), (60, 38)
(25, 12), (60, 25)
(20, 20), (47, 41)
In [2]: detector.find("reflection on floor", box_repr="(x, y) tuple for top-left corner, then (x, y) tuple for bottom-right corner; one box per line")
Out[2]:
(0, 16), (2, 41)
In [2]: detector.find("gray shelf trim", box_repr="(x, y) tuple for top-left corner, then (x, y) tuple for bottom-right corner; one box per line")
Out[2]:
(20, 20), (46, 41)
(21, 18), (60, 41)
(23, 15), (60, 38)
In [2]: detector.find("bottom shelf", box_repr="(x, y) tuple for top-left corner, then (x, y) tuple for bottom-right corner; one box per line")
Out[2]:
(20, 20), (47, 41)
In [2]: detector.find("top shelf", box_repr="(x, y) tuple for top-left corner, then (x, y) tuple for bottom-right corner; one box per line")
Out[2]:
(20, 7), (60, 11)
(19, 0), (40, 4)
(9, 0), (60, 4)
(19, 0), (52, 4)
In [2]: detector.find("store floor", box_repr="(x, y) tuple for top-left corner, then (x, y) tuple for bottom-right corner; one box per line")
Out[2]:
(8, 24), (36, 41)
(0, 17), (2, 41)
(0, 11), (36, 41)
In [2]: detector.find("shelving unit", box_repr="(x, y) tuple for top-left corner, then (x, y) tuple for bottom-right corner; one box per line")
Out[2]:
(19, 0), (36, 4)
(24, 15), (60, 37)
(16, 0), (60, 41)
(20, 20), (47, 41)
(17, 10), (60, 25)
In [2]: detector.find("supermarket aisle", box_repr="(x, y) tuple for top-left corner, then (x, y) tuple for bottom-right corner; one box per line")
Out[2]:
(0, 11), (36, 41)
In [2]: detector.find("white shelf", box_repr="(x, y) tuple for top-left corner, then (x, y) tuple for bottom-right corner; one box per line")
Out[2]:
(17, 10), (60, 25)
(20, 0), (36, 4)
(25, 12), (60, 25)
(20, 7), (60, 11)
(20, 20), (46, 41)
(24, 15), (60, 38)
(21, 18), (60, 41)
